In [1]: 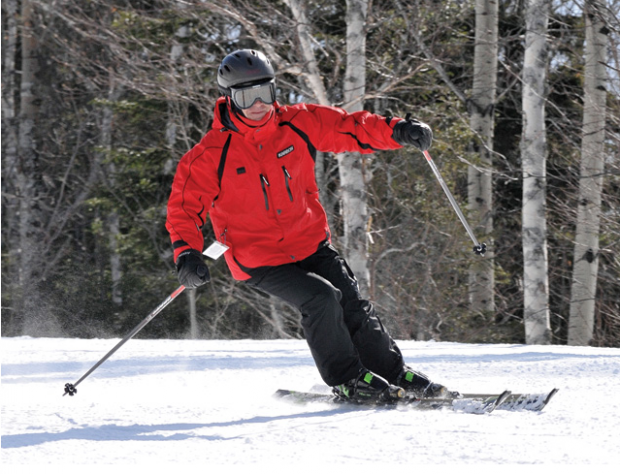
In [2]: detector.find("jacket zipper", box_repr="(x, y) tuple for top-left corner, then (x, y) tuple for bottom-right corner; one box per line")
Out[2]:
(282, 166), (294, 202)
(260, 174), (270, 210)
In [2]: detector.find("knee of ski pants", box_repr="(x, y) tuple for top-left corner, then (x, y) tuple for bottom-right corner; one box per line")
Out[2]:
(299, 283), (343, 324)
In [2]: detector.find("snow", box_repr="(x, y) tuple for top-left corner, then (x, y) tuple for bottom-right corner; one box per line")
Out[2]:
(2, 336), (620, 471)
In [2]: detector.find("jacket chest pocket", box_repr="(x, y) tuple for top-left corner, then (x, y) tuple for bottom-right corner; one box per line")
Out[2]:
(220, 168), (265, 214)
(281, 166), (294, 202)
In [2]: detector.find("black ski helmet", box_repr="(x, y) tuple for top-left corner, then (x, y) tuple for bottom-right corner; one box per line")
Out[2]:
(217, 49), (275, 95)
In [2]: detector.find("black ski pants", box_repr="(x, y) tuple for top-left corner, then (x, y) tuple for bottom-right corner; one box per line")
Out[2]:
(243, 242), (404, 386)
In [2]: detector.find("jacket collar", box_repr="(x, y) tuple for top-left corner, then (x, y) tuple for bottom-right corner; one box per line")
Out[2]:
(213, 97), (279, 140)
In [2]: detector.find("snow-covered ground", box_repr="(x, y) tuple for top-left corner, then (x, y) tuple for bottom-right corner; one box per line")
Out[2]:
(2, 336), (620, 471)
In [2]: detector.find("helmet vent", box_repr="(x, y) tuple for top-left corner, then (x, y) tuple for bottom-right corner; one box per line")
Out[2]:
(217, 49), (275, 90)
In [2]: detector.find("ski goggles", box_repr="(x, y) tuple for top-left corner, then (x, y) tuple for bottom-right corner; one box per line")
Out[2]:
(230, 80), (276, 110)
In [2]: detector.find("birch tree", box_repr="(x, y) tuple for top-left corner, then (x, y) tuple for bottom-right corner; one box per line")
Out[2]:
(286, 0), (371, 294)
(99, 77), (124, 307)
(521, 0), (552, 344)
(337, 0), (371, 295)
(468, 0), (498, 315)
(283, 0), (332, 212)
(568, 0), (609, 346)
(15, 0), (43, 331)
(1, 0), (20, 332)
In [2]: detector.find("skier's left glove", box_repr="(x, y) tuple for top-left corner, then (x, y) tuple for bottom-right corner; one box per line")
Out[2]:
(176, 249), (210, 288)
(392, 115), (433, 151)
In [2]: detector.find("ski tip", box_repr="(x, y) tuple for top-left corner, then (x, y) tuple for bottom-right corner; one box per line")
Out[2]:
(545, 388), (560, 403)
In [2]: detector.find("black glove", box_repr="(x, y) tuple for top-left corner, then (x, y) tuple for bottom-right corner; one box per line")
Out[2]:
(392, 115), (433, 151)
(176, 249), (210, 288)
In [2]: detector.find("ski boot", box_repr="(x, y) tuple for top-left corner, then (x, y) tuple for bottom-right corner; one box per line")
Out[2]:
(333, 369), (404, 404)
(394, 366), (457, 399)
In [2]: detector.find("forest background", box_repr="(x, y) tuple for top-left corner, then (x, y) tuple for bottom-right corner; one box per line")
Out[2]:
(2, 0), (619, 347)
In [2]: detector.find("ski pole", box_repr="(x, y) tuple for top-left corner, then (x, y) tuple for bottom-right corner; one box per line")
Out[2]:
(63, 242), (229, 397)
(422, 150), (487, 256)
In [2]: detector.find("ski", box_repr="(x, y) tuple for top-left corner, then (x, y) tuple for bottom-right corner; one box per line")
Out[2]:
(490, 388), (559, 412)
(274, 389), (514, 414)
(275, 387), (558, 413)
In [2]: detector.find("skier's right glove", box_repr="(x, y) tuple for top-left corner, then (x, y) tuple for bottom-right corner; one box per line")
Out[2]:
(176, 249), (210, 288)
(392, 115), (433, 151)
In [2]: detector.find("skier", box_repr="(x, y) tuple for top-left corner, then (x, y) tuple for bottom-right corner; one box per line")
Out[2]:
(166, 49), (452, 403)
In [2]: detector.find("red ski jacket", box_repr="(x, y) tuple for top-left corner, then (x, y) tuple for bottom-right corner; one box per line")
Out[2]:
(166, 97), (404, 280)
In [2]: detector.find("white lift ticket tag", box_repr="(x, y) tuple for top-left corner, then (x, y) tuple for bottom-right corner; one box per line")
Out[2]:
(203, 241), (229, 260)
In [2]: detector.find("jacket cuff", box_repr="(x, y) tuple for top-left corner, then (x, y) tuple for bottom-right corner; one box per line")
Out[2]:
(172, 240), (193, 262)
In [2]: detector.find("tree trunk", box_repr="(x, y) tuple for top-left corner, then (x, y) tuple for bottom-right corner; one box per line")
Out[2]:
(521, 0), (552, 344)
(337, 0), (371, 296)
(100, 77), (123, 306)
(284, 0), (329, 107)
(16, 0), (43, 332)
(284, 0), (334, 223)
(568, 0), (609, 346)
(269, 298), (287, 338)
(1, 0), (20, 333)
(167, 23), (199, 337)
(467, 0), (498, 315)
(187, 288), (198, 339)
(286, 0), (372, 294)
